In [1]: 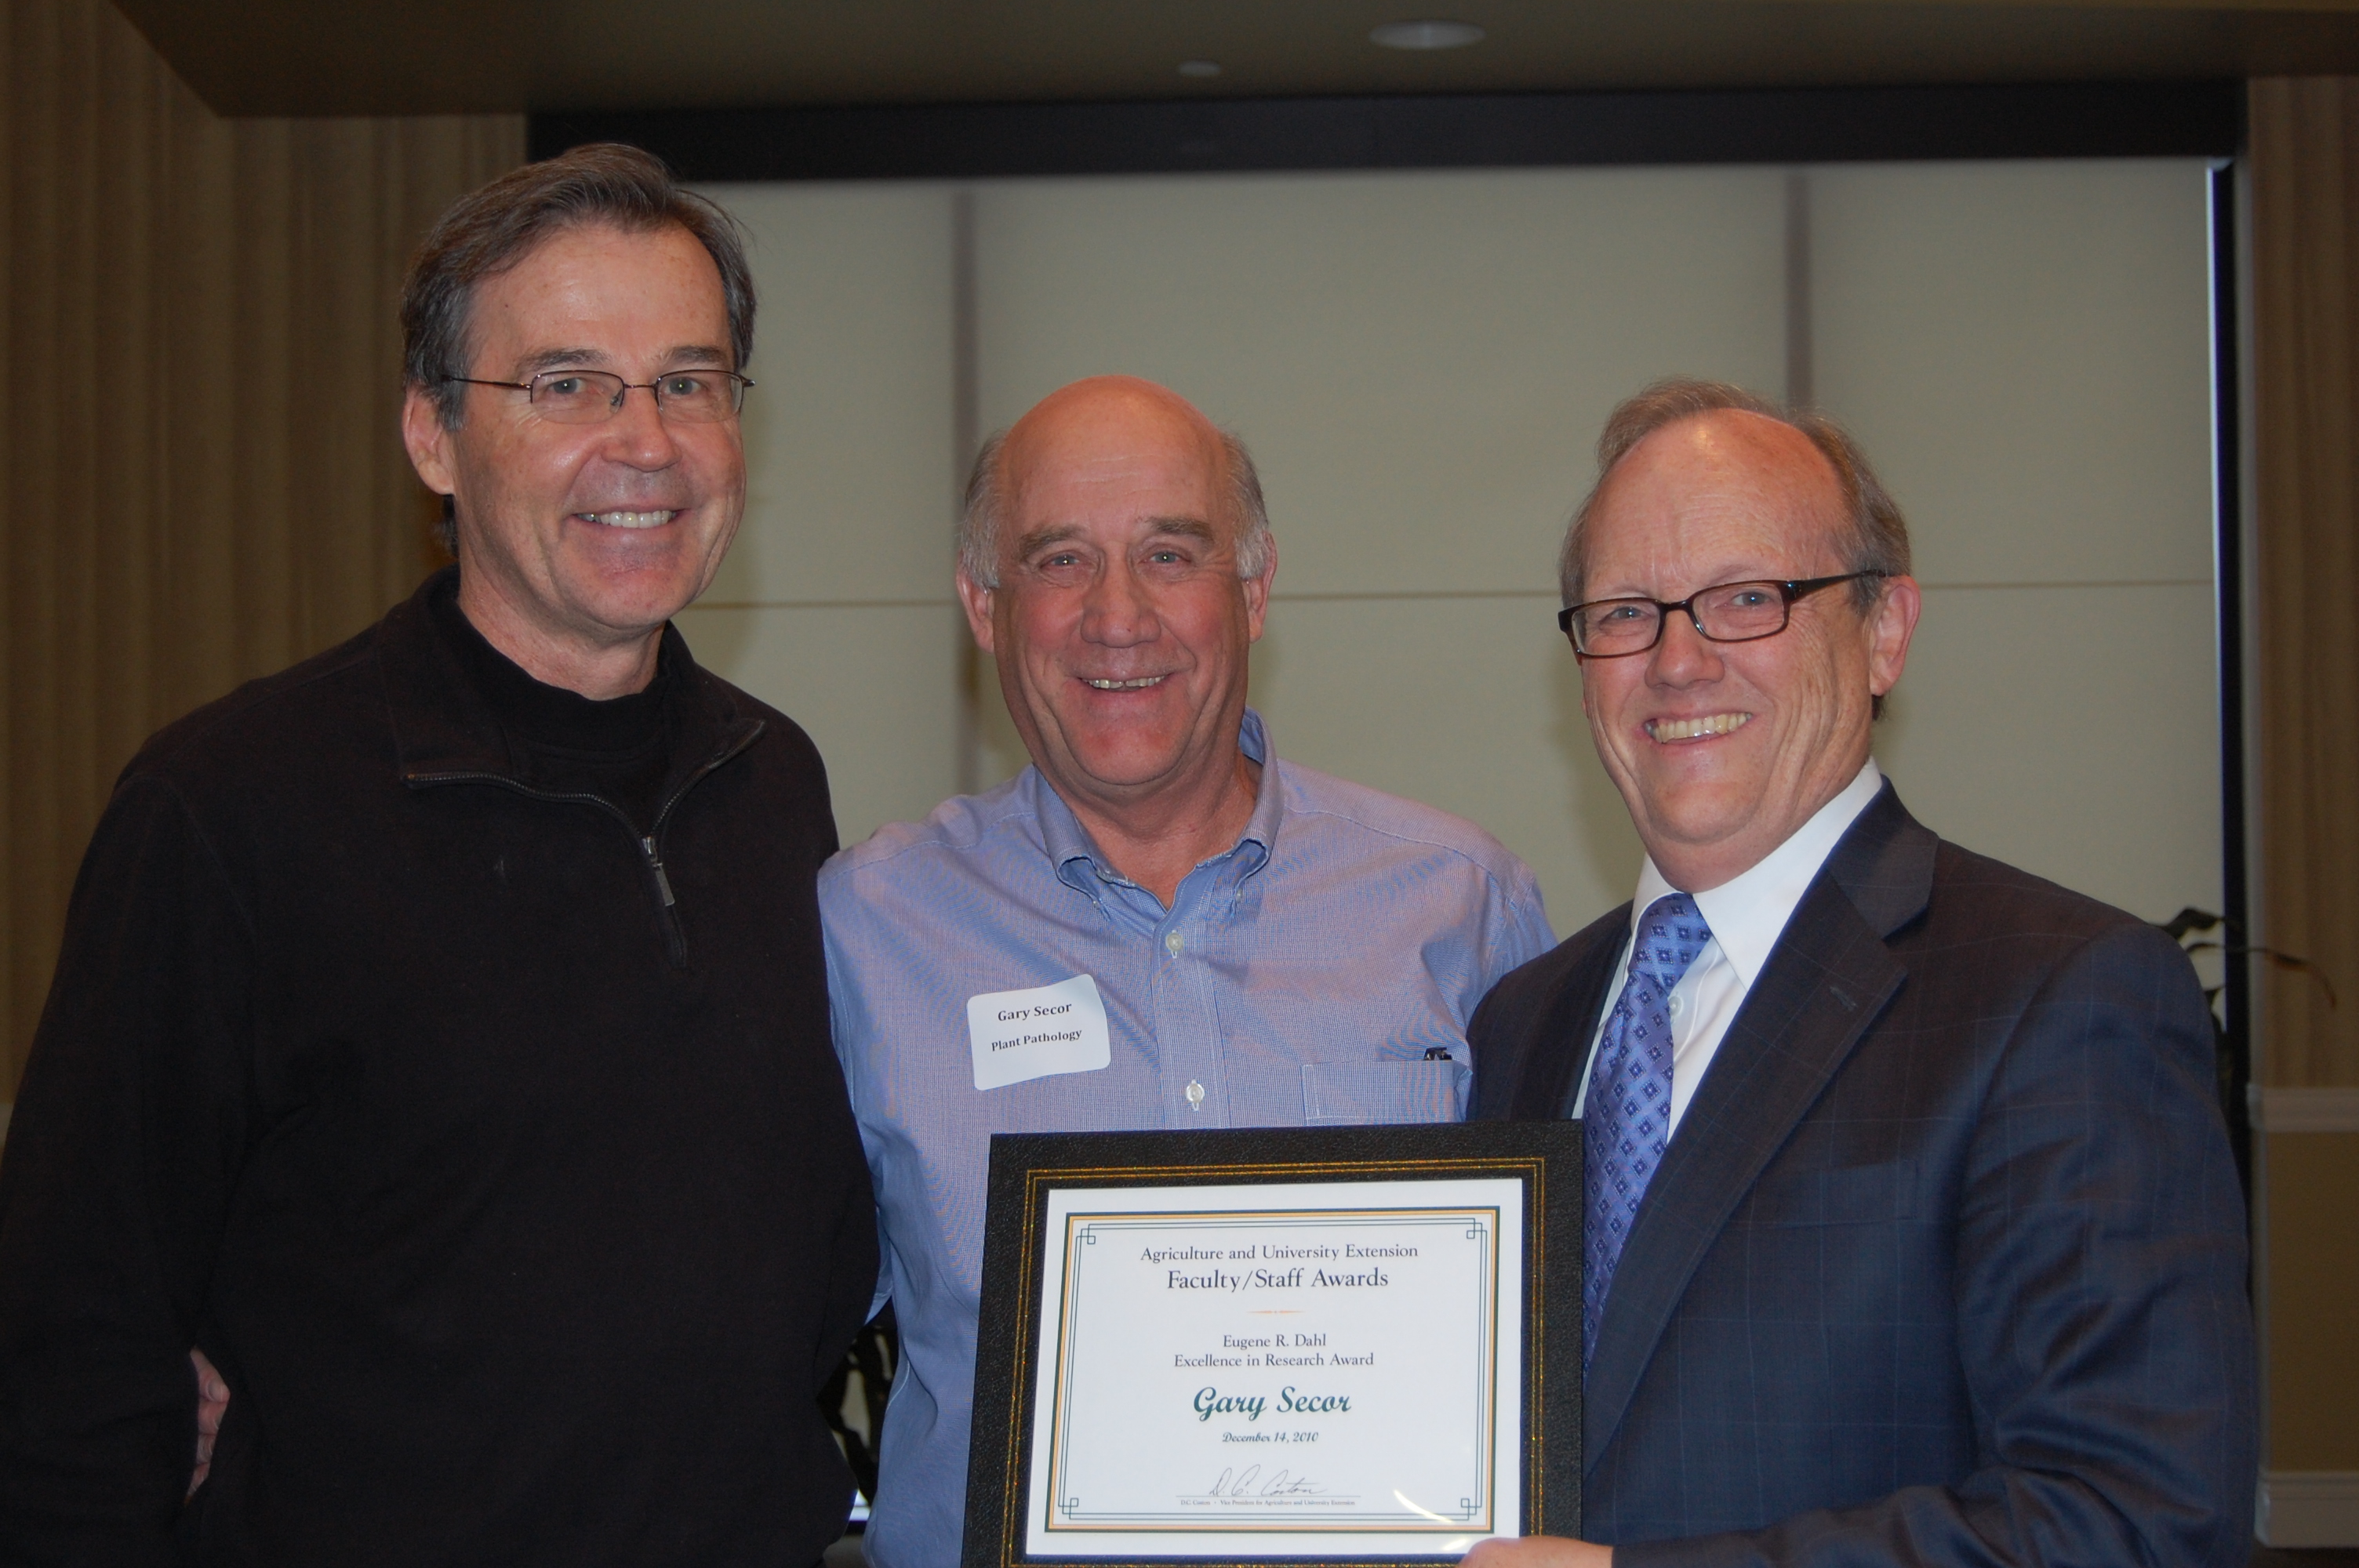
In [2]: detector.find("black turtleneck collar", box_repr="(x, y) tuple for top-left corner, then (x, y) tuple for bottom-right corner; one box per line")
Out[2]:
(427, 569), (674, 757)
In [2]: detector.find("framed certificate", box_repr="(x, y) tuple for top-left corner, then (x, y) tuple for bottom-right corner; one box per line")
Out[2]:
(962, 1122), (1581, 1568)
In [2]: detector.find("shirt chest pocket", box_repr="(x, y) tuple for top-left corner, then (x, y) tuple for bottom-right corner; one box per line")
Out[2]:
(1299, 1059), (1471, 1126)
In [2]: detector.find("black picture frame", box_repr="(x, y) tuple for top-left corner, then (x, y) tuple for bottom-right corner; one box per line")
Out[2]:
(961, 1120), (1583, 1568)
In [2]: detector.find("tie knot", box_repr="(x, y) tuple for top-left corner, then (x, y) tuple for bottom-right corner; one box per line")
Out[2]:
(1630, 892), (1710, 990)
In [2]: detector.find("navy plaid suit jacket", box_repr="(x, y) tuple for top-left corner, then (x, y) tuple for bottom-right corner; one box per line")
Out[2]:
(1470, 784), (2255, 1566)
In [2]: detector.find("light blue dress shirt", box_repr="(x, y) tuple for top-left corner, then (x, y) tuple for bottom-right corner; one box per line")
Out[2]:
(820, 712), (1554, 1568)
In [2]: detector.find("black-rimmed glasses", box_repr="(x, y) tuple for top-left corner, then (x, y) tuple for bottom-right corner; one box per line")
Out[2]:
(445, 368), (753, 425)
(1558, 572), (1881, 658)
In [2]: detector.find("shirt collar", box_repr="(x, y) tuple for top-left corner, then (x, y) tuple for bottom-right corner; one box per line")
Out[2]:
(1629, 757), (1884, 989)
(1031, 707), (1283, 898)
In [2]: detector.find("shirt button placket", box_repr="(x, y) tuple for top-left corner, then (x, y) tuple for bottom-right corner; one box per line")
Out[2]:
(1157, 896), (1222, 1126)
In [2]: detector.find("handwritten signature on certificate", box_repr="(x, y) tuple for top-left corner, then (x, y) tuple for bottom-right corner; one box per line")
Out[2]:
(1207, 1465), (1338, 1499)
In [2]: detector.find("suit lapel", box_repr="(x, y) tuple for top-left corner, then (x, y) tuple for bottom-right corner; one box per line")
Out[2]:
(1514, 905), (1630, 1121)
(1580, 786), (1936, 1468)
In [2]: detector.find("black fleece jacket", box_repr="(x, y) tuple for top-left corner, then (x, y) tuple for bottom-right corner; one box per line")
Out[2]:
(0, 569), (878, 1566)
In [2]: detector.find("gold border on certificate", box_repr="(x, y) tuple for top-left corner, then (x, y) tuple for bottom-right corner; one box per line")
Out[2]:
(1041, 1207), (1502, 1535)
(1017, 1177), (1525, 1559)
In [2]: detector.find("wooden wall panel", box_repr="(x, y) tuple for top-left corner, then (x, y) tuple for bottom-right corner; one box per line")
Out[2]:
(2251, 79), (2359, 1496)
(0, 0), (522, 1093)
(2252, 78), (2359, 1092)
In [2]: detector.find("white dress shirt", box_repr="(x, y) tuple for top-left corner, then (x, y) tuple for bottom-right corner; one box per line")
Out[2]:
(1570, 759), (1885, 1136)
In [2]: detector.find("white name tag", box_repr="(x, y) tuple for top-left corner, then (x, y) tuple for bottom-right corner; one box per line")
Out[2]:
(968, 973), (1111, 1091)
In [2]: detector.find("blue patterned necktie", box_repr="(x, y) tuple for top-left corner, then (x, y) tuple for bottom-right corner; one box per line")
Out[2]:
(1583, 891), (1711, 1365)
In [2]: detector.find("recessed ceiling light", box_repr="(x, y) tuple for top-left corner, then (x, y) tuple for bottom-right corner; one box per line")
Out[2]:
(1178, 59), (1223, 78)
(1370, 20), (1486, 50)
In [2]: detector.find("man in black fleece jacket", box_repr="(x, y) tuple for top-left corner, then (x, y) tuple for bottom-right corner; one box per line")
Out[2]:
(0, 146), (878, 1564)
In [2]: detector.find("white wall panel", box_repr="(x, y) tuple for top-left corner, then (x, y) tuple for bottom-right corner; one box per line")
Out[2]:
(677, 604), (964, 849)
(690, 183), (964, 848)
(1811, 159), (2219, 920)
(707, 161), (2221, 939)
(973, 166), (1788, 597)
(1810, 161), (2215, 587)
(700, 182), (958, 605)
(1246, 599), (1641, 940)
(1878, 583), (2221, 923)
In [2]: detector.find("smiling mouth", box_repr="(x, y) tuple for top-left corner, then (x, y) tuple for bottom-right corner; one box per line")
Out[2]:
(1648, 712), (1751, 742)
(577, 510), (678, 530)
(1082, 675), (1169, 691)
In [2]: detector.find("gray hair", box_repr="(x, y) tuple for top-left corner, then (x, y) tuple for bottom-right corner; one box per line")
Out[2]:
(401, 143), (757, 554)
(958, 426), (1274, 590)
(1559, 378), (1911, 612)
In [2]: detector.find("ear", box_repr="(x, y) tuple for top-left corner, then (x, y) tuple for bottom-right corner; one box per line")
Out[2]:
(954, 566), (998, 655)
(1866, 574), (1922, 698)
(402, 385), (459, 500)
(1241, 536), (1276, 644)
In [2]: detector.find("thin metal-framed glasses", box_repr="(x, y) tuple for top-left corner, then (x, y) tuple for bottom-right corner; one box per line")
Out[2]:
(444, 367), (753, 425)
(1558, 572), (1881, 658)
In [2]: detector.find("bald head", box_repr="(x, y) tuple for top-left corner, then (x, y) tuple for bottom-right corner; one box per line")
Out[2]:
(1561, 377), (1910, 612)
(1016, 376), (1212, 459)
(1599, 410), (1852, 562)
(960, 376), (1271, 590)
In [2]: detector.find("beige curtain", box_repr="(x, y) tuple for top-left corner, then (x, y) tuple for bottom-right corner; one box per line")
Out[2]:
(0, 0), (522, 1092)
(2252, 78), (2359, 1094)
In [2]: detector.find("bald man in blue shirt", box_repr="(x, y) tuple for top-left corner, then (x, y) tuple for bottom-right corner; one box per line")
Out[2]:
(821, 376), (1555, 1568)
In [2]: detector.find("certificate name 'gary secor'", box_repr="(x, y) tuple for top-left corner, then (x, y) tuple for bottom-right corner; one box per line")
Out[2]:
(1021, 1178), (1528, 1560)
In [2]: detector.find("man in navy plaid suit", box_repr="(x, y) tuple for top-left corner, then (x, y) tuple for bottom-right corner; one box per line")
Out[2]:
(1462, 379), (2254, 1567)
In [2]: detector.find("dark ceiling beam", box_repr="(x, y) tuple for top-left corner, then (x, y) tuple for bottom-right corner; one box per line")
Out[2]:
(533, 80), (2244, 182)
(109, 0), (2357, 120)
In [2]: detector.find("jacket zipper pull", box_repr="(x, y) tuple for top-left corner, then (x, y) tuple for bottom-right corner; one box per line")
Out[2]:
(642, 837), (677, 907)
